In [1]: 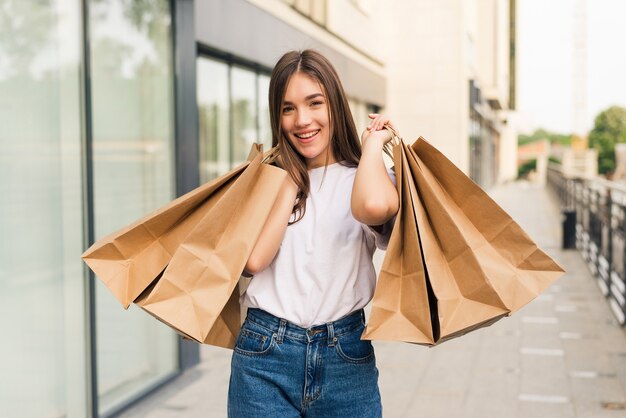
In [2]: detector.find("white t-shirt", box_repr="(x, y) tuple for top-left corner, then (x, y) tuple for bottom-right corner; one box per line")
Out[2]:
(240, 162), (395, 328)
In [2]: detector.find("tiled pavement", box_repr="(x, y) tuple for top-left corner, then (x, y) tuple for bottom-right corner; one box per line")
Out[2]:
(118, 181), (626, 418)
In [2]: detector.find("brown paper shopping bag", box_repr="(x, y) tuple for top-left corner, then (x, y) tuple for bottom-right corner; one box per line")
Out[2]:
(362, 143), (435, 344)
(404, 141), (510, 342)
(364, 135), (564, 345)
(410, 137), (564, 315)
(82, 144), (266, 309)
(136, 152), (287, 348)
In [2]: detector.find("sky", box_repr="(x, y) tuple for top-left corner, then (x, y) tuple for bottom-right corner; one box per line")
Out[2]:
(517, 0), (626, 134)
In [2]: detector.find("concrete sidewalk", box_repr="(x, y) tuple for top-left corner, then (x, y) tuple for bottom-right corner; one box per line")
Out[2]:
(118, 182), (626, 418)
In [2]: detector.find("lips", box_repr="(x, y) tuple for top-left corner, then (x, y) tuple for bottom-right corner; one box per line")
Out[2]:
(293, 129), (320, 144)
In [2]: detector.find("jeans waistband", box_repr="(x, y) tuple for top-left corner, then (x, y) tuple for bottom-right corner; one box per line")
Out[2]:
(245, 308), (365, 345)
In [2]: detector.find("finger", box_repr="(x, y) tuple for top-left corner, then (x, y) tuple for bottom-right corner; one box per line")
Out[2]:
(377, 117), (389, 130)
(374, 115), (389, 130)
(378, 116), (392, 130)
(371, 115), (382, 128)
(367, 113), (377, 128)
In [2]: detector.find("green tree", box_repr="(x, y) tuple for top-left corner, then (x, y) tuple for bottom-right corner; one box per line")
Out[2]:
(517, 159), (537, 179)
(588, 106), (626, 175)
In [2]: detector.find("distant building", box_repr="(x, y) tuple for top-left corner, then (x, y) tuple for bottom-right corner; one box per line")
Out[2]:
(379, 0), (517, 187)
(551, 145), (598, 180)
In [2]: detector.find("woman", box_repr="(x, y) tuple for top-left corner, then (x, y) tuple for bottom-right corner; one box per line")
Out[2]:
(228, 49), (399, 417)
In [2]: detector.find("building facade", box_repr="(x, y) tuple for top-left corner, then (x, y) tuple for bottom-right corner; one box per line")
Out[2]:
(0, 1), (514, 417)
(378, 0), (517, 187)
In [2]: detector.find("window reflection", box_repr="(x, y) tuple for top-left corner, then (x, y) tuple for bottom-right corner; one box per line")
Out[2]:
(197, 57), (271, 181)
(0, 0), (87, 417)
(232, 66), (258, 167)
(88, 0), (178, 414)
(198, 57), (230, 183)
(258, 74), (272, 149)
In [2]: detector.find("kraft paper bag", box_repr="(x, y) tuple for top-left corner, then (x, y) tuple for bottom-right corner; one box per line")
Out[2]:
(82, 144), (266, 309)
(364, 135), (564, 345)
(410, 137), (564, 314)
(404, 142), (509, 343)
(362, 143), (434, 344)
(136, 152), (287, 348)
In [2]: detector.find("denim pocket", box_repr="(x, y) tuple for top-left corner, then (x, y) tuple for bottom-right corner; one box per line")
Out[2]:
(335, 327), (375, 364)
(234, 320), (276, 357)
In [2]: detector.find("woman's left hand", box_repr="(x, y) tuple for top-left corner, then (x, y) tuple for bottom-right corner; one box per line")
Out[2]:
(361, 113), (395, 146)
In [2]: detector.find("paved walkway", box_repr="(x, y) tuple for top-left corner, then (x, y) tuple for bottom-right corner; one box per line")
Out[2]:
(118, 182), (626, 418)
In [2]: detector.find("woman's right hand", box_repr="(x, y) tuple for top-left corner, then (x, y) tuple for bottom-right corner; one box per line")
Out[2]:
(361, 113), (395, 147)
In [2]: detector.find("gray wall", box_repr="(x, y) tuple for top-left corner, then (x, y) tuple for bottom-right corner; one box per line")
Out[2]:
(194, 0), (386, 106)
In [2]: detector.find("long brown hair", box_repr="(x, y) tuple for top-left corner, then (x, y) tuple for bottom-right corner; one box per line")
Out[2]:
(269, 49), (362, 222)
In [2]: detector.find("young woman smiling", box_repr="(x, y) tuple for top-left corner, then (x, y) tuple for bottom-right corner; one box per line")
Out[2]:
(228, 49), (399, 418)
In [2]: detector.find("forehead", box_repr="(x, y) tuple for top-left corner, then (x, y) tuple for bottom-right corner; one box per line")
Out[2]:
(283, 72), (324, 101)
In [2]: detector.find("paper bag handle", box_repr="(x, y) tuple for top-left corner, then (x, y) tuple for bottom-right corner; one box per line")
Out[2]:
(262, 146), (280, 164)
(382, 125), (402, 160)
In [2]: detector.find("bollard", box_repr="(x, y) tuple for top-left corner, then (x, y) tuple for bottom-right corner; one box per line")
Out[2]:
(562, 209), (576, 249)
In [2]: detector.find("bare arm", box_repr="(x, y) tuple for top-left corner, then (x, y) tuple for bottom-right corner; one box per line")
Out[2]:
(244, 175), (299, 275)
(351, 114), (399, 226)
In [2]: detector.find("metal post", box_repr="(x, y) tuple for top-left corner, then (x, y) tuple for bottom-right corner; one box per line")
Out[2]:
(79, 0), (99, 415)
(172, 0), (201, 370)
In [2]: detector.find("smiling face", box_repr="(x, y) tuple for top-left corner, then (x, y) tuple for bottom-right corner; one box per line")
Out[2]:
(281, 72), (334, 169)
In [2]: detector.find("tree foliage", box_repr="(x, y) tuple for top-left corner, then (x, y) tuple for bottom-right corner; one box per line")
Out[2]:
(517, 159), (537, 179)
(588, 106), (626, 175)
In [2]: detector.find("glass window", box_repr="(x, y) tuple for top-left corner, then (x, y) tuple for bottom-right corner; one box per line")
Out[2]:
(197, 57), (270, 179)
(198, 57), (230, 182)
(258, 74), (272, 150)
(0, 0), (88, 417)
(349, 98), (368, 132)
(349, 98), (382, 135)
(231, 66), (258, 167)
(87, 0), (178, 414)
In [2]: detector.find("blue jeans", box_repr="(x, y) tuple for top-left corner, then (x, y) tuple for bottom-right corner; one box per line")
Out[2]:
(228, 308), (382, 417)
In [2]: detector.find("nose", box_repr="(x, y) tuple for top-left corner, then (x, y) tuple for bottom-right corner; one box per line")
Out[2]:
(295, 109), (312, 128)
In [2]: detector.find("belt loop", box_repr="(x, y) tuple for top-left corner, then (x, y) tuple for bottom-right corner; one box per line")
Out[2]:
(327, 322), (337, 347)
(360, 309), (366, 325)
(276, 319), (287, 344)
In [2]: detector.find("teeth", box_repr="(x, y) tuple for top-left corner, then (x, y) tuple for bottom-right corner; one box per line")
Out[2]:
(296, 130), (319, 139)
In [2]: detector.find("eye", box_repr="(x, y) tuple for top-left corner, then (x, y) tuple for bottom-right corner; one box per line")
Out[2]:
(311, 100), (324, 107)
(282, 105), (294, 114)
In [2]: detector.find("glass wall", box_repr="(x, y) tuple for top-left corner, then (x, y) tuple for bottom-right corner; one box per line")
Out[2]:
(87, 0), (178, 414)
(198, 58), (230, 182)
(232, 66), (258, 166)
(349, 98), (381, 136)
(0, 1), (88, 417)
(197, 56), (272, 183)
(258, 74), (272, 147)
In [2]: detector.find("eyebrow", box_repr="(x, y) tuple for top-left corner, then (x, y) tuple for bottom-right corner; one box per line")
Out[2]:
(283, 93), (324, 105)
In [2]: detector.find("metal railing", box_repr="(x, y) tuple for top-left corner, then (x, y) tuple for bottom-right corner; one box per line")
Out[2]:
(547, 164), (626, 326)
